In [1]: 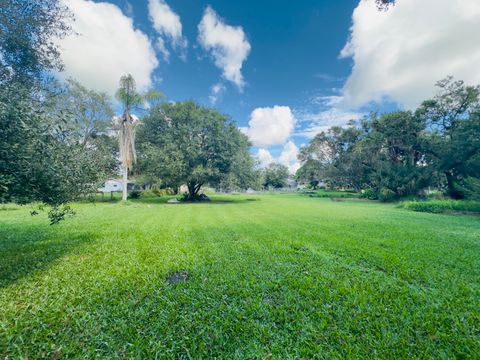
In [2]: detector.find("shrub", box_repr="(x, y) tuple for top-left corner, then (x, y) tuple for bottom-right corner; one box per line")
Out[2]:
(400, 200), (480, 214)
(378, 188), (396, 202)
(140, 190), (159, 198)
(152, 188), (175, 197)
(305, 190), (360, 199)
(128, 190), (142, 199)
(360, 188), (379, 200)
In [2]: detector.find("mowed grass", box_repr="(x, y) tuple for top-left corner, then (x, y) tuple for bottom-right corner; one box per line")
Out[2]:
(1, 194), (479, 358)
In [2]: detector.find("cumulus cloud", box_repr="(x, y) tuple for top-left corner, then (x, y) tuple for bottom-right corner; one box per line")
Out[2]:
(341, 0), (480, 109)
(198, 6), (251, 90)
(209, 82), (226, 104)
(58, 0), (158, 95)
(255, 148), (274, 168)
(278, 141), (300, 174)
(254, 142), (300, 174)
(148, 0), (187, 61)
(242, 106), (295, 147)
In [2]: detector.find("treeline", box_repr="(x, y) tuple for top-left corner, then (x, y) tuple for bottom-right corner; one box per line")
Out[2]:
(296, 77), (480, 201)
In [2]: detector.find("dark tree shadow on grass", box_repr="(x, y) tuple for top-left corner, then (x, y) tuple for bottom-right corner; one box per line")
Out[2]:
(0, 223), (97, 288)
(133, 197), (261, 205)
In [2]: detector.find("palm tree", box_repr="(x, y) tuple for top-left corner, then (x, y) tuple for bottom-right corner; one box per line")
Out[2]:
(115, 74), (164, 201)
(116, 74), (142, 201)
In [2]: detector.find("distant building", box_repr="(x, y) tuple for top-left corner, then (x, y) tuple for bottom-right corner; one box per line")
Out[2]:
(98, 179), (135, 193)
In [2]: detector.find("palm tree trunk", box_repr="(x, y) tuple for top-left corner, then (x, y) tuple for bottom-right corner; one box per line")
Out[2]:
(122, 166), (128, 201)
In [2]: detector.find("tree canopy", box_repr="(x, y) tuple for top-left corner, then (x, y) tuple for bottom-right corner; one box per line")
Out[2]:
(296, 77), (480, 201)
(137, 101), (254, 200)
(263, 163), (290, 189)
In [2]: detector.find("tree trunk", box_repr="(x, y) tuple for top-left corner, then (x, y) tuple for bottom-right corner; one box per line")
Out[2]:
(187, 183), (201, 201)
(122, 166), (128, 201)
(445, 171), (463, 199)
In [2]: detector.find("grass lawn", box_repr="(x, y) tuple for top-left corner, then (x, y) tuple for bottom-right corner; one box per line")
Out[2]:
(1, 194), (479, 358)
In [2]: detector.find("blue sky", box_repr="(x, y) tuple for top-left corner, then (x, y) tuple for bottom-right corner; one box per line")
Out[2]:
(57, 0), (480, 172)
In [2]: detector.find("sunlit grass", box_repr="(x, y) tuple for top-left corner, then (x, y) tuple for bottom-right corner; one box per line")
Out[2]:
(1, 194), (479, 358)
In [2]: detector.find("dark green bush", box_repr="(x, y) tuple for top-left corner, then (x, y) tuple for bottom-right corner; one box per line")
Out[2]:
(128, 190), (142, 199)
(304, 189), (360, 199)
(360, 188), (379, 200)
(400, 200), (480, 214)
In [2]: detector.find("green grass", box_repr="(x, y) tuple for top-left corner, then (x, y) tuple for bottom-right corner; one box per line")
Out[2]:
(1, 194), (479, 358)
(400, 199), (480, 214)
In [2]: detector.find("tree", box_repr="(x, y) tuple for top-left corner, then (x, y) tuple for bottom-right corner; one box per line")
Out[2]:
(375, 0), (395, 10)
(263, 163), (289, 189)
(137, 101), (251, 200)
(0, 1), (116, 223)
(297, 112), (431, 200)
(115, 75), (141, 201)
(0, 0), (72, 84)
(417, 77), (480, 198)
(297, 124), (367, 191)
(359, 111), (431, 200)
(218, 143), (258, 192)
(58, 79), (115, 146)
(0, 80), (116, 222)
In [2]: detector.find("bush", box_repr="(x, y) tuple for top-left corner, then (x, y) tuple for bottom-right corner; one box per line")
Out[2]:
(140, 190), (159, 198)
(400, 199), (480, 214)
(152, 188), (175, 197)
(379, 188), (397, 202)
(360, 188), (379, 200)
(304, 189), (360, 199)
(128, 190), (142, 199)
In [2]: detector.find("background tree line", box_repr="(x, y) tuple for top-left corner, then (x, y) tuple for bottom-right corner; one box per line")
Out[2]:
(296, 77), (480, 201)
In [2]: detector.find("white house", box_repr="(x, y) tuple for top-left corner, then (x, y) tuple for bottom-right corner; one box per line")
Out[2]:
(98, 179), (135, 193)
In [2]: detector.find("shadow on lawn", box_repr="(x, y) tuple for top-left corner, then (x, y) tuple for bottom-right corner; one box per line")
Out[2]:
(0, 223), (97, 288)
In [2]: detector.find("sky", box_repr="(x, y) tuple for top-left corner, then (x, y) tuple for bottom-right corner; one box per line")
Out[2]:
(56, 0), (480, 173)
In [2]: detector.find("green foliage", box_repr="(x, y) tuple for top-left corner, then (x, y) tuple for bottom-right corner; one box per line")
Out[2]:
(127, 190), (142, 199)
(0, 80), (114, 210)
(360, 188), (379, 200)
(297, 77), (480, 201)
(0, 0), (72, 83)
(417, 77), (480, 199)
(137, 101), (254, 200)
(1, 194), (479, 357)
(263, 163), (289, 189)
(400, 199), (480, 214)
(144, 188), (176, 197)
(304, 190), (360, 199)
(115, 74), (143, 112)
(47, 204), (75, 225)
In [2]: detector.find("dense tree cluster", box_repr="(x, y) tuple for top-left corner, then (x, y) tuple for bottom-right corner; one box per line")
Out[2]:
(297, 77), (480, 201)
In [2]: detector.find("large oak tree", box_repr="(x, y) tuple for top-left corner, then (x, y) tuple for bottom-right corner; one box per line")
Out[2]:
(137, 101), (253, 200)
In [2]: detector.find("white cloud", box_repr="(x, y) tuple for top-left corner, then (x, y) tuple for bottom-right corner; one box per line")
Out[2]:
(341, 0), (480, 109)
(278, 141), (300, 174)
(254, 141), (300, 174)
(209, 82), (226, 104)
(243, 106), (295, 147)
(198, 6), (251, 90)
(148, 0), (187, 61)
(255, 148), (274, 168)
(58, 0), (158, 95)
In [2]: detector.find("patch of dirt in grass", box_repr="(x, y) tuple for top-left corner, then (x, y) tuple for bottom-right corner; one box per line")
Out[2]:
(166, 270), (189, 284)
